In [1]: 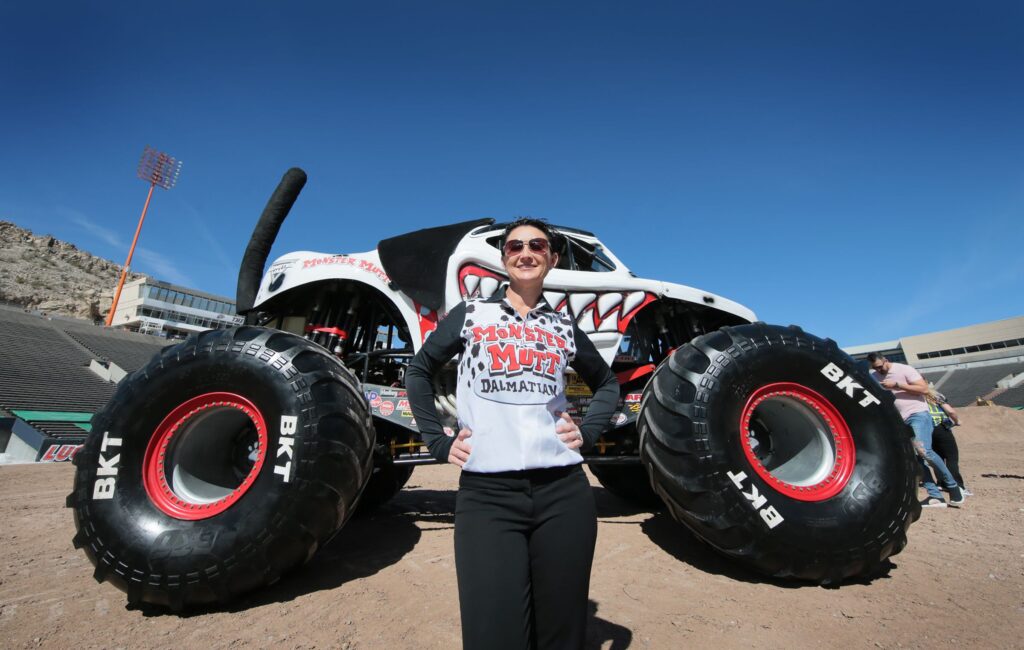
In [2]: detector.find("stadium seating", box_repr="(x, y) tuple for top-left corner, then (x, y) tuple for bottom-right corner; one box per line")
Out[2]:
(929, 362), (1024, 408)
(60, 323), (168, 373)
(0, 306), (168, 447)
(921, 368), (950, 388)
(993, 385), (1024, 408)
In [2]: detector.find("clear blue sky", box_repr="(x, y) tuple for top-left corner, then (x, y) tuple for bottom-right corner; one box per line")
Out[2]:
(2, 2), (1021, 347)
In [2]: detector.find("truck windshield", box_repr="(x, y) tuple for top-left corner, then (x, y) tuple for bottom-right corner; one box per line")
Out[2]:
(562, 236), (616, 272)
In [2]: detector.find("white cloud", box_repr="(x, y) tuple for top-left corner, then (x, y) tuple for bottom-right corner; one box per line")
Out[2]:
(59, 207), (124, 249)
(179, 199), (236, 273)
(135, 247), (195, 287)
(58, 204), (195, 287)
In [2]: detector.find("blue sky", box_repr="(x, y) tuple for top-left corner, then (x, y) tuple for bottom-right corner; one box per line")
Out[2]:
(1, 2), (1021, 347)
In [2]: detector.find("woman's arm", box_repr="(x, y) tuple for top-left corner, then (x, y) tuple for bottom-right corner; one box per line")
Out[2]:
(569, 324), (619, 449)
(940, 401), (961, 426)
(405, 303), (467, 463)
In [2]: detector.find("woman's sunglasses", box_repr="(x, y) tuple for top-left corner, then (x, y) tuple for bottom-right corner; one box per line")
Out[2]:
(503, 238), (550, 256)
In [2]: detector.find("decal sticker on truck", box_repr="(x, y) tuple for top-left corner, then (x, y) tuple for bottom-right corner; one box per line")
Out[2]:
(92, 431), (122, 500)
(274, 415), (299, 482)
(820, 363), (882, 408)
(728, 469), (784, 529)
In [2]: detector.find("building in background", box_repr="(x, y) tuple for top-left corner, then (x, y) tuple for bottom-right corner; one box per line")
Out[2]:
(844, 339), (908, 365)
(107, 278), (243, 339)
(843, 316), (1024, 369)
(843, 316), (1024, 407)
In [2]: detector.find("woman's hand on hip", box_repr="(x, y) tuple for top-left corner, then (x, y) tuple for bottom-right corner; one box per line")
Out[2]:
(449, 428), (473, 467)
(555, 412), (584, 450)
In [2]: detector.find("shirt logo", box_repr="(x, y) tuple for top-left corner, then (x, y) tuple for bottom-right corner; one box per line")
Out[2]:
(466, 313), (571, 405)
(472, 323), (566, 381)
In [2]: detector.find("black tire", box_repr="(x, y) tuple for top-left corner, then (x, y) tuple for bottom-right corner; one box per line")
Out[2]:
(67, 327), (374, 609)
(356, 461), (414, 514)
(639, 323), (921, 583)
(588, 463), (662, 508)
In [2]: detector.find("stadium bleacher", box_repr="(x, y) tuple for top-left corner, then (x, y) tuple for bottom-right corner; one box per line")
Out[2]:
(60, 323), (169, 373)
(993, 385), (1024, 408)
(921, 368), (951, 389)
(0, 314), (115, 414)
(928, 362), (1024, 408)
(0, 306), (169, 462)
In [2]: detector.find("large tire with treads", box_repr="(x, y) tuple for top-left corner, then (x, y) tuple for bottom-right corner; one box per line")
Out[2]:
(638, 323), (920, 583)
(67, 327), (374, 609)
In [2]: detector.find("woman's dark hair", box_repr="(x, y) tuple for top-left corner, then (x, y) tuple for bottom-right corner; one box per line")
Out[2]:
(499, 217), (563, 257)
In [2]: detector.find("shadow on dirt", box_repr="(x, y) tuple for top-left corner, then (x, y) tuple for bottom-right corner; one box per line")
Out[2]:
(379, 485), (457, 526)
(228, 514), (421, 613)
(139, 482), (896, 615)
(239, 485), (458, 608)
(592, 486), (662, 519)
(235, 485), (662, 611)
(586, 599), (632, 649)
(140, 486), (458, 616)
(640, 511), (896, 588)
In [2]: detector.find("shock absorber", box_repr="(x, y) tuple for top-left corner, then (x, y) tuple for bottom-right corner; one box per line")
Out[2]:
(322, 287), (350, 354)
(306, 305), (338, 348)
(305, 301), (324, 343)
(337, 292), (362, 356)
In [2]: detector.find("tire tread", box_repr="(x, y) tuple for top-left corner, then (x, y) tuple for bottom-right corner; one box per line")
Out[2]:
(68, 327), (374, 609)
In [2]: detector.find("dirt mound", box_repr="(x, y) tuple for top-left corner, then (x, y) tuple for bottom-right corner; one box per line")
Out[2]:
(956, 405), (1024, 444)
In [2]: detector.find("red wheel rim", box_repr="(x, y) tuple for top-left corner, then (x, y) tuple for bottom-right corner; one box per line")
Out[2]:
(739, 382), (855, 502)
(143, 392), (268, 520)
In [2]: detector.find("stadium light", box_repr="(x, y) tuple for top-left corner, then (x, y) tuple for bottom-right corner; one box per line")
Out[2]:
(105, 146), (183, 327)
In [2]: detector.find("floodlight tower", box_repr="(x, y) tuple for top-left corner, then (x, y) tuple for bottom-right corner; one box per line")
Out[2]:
(105, 146), (183, 327)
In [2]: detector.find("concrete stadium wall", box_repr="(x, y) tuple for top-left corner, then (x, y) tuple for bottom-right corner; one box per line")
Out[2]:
(901, 316), (1024, 364)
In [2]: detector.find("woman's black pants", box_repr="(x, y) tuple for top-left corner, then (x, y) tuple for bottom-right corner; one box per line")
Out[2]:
(931, 423), (965, 488)
(455, 464), (597, 650)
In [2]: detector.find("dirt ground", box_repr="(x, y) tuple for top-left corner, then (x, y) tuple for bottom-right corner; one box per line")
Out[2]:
(1, 406), (1022, 649)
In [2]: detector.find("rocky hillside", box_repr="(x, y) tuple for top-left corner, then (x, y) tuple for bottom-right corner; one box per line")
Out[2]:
(0, 221), (146, 321)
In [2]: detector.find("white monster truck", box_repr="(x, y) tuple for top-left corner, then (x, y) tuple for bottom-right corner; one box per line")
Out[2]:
(69, 169), (920, 610)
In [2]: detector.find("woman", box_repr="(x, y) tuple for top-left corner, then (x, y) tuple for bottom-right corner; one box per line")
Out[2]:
(405, 218), (619, 650)
(927, 390), (970, 495)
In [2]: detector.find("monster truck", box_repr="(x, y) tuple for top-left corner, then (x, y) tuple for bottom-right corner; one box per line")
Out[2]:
(68, 169), (920, 609)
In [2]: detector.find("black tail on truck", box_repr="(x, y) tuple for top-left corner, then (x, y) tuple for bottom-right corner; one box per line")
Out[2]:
(236, 167), (307, 316)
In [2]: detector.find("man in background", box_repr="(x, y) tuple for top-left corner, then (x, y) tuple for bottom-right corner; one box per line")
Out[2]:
(867, 353), (964, 508)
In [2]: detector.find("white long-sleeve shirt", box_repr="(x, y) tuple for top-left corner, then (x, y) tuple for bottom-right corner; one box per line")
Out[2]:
(406, 286), (619, 472)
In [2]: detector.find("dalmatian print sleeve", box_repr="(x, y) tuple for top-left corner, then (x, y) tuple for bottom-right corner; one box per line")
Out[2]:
(405, 302), (467, 462)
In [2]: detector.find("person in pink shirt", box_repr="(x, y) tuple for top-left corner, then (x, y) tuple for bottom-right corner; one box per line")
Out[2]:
(868, 353), (964, 508)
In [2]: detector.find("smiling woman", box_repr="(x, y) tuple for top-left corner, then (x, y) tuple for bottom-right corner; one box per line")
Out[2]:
(405, 217), (620, 650)
(502, 223), (556, 286)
